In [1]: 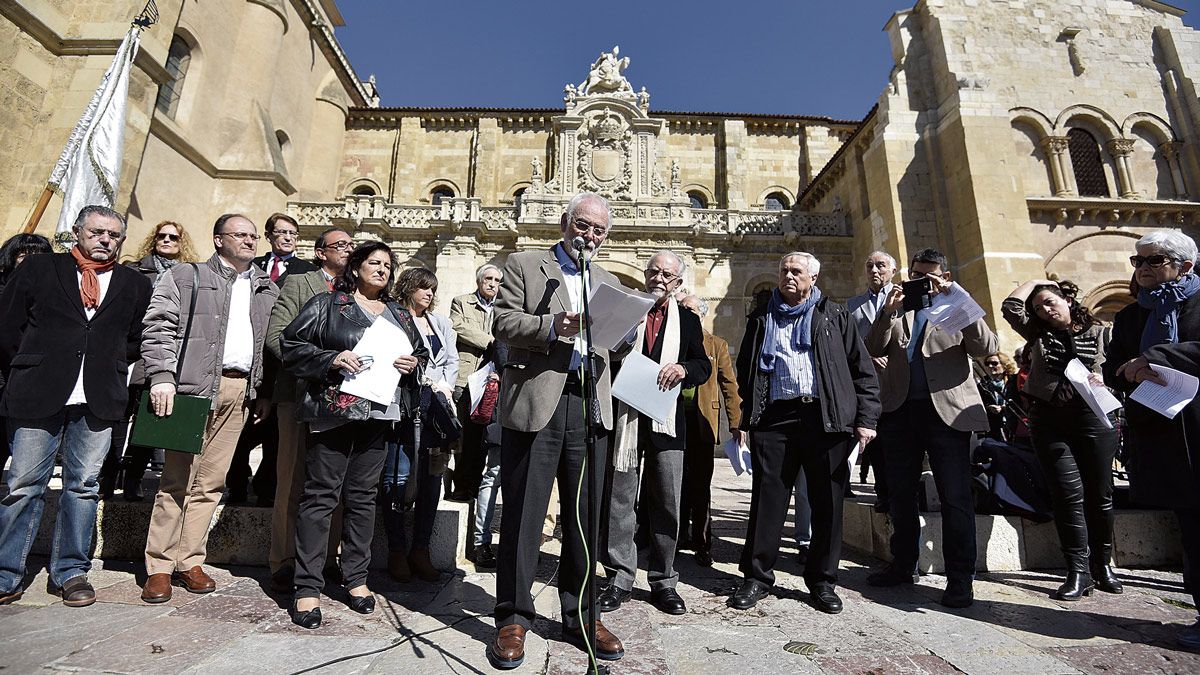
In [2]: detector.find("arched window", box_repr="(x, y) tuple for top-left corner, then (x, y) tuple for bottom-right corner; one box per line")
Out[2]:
(275, 129), (291, 161)
(750, 282), (774, 314)
(431, 186), (455, 205)
(765, 192), (790, 211)
(687, 191), (708, 209)
(513, 187), (526, 210)
(155, 35), (192, 118)
(1067, 128), (1110, 197)
(352, 185), (377, 196)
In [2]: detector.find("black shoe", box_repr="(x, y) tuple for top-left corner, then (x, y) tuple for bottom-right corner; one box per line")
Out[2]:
(867, 565), (918, 587)
(728, 579), (770, 610)
(346, 593), (376, 614)
(809, 582), (843, 615)
(1054, 571), (1094, 601)
(940, 580), (974, 608)
(796, 545), (809, 567)
(291, 602), (322, 629)
(444, 490), (472, 503)
(226, 490), (250, 506)
(474, 544), (497, 570)
(597, 585), (631, 613)
(1091, 564), (1123, 594)
(694, 550), (713, 567)
(650, 588), (687, 615)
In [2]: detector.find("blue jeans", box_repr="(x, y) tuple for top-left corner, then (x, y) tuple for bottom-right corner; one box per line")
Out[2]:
(474, 444), (501, 547)
(0, 407), (113, 591)
(382, 440), (441, 552)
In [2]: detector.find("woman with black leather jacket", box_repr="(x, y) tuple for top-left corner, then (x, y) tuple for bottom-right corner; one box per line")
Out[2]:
(1003, 280), (1120, 601)
(280, 241), (428, 629)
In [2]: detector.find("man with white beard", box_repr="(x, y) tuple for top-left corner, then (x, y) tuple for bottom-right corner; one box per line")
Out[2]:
(600, 250), (711, 616)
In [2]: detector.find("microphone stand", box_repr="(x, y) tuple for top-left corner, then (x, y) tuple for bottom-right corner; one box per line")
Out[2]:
(576, 243), (608, 675)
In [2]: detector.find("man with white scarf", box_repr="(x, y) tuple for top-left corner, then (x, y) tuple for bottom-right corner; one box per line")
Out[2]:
(600, 250), (710, 616)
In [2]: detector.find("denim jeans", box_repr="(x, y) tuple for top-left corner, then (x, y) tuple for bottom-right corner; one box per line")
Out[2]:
(474, 444), (501, 547)
(382, 440), (441, 552)
(0, 407), (113, 591)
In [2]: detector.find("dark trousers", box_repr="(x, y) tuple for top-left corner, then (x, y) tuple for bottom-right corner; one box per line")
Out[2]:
(382, 433), (441, 552)
(1029, 402), (1118, 572)
(740, 399), (850, 587)
(1175, 507), (1200, 612)
(881, 398), (976, 582)
(294, 421), (389, 599)
(869, 411), (896, 506)
(679, 410), (715, 552)
(494, 388), (606, 631)
(451, 418), (488, 498)
(226, 408), (279, 501)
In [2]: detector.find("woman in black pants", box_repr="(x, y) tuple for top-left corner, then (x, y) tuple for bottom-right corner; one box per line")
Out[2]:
(1003, 280), (1121, 600)
(281, 242), (428, 629)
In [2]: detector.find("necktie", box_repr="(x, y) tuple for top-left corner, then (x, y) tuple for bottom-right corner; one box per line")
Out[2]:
(270, 257), (283, 281)
(907, 310), (928, 362)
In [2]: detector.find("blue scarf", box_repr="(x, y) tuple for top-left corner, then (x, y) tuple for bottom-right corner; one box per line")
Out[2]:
(759, 286), (822, 373)
(1138, 273), (1200, 352)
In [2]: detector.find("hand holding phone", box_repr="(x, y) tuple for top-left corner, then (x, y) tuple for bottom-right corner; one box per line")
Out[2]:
(901, 278), (933, 313)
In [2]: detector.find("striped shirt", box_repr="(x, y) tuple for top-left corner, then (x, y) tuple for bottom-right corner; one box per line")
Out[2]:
(768, 314), (817, 401)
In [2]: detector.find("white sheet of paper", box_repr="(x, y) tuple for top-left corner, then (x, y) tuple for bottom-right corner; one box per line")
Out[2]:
(339, 316), (415, 405)
(1063, 358), (1122, 429)
(586, 282), (658, 351)
(847, 441), (864, 472)
(1131, 364), (1200, 420)
(724, 435), (752, 476)
(611, 351), (680, 425)
(468, 361), (496, 414)
(926, 282), (986, 336)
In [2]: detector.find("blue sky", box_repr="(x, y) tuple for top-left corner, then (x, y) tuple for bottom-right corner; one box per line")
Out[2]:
(333, 0), (1200, 121)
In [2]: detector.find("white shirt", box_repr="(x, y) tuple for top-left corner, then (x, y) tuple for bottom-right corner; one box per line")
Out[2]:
(66, 269), (114, 405)
(221, 270), (255, 372)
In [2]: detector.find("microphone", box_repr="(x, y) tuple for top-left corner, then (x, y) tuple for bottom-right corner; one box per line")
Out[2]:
(571, 236), (587, 252)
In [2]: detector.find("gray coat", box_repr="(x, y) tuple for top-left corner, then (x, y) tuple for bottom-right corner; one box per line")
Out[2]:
(141, 253), (278, 406)
(417, 311), (460, 390)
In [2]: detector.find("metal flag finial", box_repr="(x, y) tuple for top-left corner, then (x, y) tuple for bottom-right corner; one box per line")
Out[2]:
(132, 0), (159, 29)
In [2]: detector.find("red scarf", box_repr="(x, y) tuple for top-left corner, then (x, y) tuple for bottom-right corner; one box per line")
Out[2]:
(70, 247), (116, 309)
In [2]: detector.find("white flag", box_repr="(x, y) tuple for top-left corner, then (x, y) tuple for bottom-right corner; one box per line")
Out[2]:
(48, 26), (141, 234)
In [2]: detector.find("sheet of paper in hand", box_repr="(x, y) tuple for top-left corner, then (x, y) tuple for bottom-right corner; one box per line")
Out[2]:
(339, 316), (414, 405)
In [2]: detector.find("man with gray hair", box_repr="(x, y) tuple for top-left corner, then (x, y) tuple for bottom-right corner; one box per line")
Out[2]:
(0, 205), (152, 606)
(601, 251), (710, 616)
(729, 251), (879, 614)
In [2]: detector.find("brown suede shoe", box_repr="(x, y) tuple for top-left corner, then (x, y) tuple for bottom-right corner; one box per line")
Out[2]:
(60, 575), (96, 608)
(563, 620), (624, 661)
(408, 548), (440, 583)
(141, 573), (173, 603)
(387, 551), (411, 583)
(488, 624), (527, 669)
(175, 566), (216, 594)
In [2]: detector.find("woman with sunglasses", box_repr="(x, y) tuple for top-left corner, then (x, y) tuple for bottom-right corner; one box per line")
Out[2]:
(976, 352), (1018, 442)
(126, 221), (198, 285)
(1105, 230), (1200, 649)
(1003, 278), (1119, 601)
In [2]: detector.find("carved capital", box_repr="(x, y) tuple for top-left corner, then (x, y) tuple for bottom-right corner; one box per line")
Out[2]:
(1106, 138), (1136, 158)
(1041, 136), (1070, 155)
(1158, 141), (1182, 158)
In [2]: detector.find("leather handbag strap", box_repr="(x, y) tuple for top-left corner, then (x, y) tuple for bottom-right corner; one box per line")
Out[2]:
(173, 263), (200, 387)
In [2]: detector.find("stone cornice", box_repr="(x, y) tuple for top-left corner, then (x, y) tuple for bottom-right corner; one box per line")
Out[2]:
(1027, 196), (1200, 225)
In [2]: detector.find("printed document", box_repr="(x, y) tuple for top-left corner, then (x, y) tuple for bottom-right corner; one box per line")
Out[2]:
(926, 282), (986, 335)
(724, 435), (752, 476)
(340, 316), (414, 405)
(585, 282), (657, 351)
(611, 350), (680, 425)
(1131, 364), (1199, 420)
(468, 361), (496, 414)
(1063, 358), (1122, 429)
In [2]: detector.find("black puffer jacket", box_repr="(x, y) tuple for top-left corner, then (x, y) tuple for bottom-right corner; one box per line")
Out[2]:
(281, 290), (429, 422)
(736, 296), (880, 434)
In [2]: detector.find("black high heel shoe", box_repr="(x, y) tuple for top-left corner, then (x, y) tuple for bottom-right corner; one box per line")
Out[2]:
(346, 592), (376, 615)
(291, 601), (322, 629)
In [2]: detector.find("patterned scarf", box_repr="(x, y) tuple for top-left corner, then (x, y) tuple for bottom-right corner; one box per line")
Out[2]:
(1138, 273), (1200, 351)
(70, 247), (116, 309)
(759, 286), (822, 373)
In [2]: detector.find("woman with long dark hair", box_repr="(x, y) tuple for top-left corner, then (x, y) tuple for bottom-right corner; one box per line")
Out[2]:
(1003, 280), (1120, 600)
(0, 233), (52, 476)
(280, 241), (428, 629)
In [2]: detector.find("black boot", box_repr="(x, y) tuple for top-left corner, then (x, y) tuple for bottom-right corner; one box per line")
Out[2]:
(1090, 544), (1124, 594)
(1054, 570), (1094, 601)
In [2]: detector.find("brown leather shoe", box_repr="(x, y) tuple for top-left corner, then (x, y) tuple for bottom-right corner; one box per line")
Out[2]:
(141, 573), (173, 603)
(563, 620), (624, 661)
(408, 548), (440, 583)
(488, 624), (526, 669)
(60, 575), (96, 608)
(0, 589), (23, 605)
(387, 551), (411, 583)
(175, 566), (216, 594)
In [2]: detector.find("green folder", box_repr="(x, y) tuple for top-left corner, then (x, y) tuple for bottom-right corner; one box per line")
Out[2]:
(129, 390), (210, 455)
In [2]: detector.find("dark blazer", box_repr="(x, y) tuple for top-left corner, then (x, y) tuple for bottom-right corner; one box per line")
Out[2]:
(0, 252), (152, 420)
(639, 303), (711, 450)
(737, 296), (880, 437)
(252, 252), (317, 284)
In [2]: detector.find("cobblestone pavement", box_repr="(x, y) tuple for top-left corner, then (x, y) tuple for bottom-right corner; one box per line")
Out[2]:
(2, 464), (1199, 674)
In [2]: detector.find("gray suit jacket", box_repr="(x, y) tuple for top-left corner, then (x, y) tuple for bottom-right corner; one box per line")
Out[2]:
(493, 246), (625, 432)
(846, 284), (891, 338)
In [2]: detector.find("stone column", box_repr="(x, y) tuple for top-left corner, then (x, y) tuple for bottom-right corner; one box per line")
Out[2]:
(1107, 139), (1138, 199)
(721, 120), (748, 209)
(1040, 136), (1072, 196)
(1159, 141), (1189, 199)
(215, 0), (287, 169)
(297, 86), (349, 201)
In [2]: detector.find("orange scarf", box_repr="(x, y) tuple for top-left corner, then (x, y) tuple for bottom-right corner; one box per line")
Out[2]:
(70, 247), (117, 309)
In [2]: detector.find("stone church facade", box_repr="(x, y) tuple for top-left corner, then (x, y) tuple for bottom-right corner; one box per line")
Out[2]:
(2, 0), (1200, 351)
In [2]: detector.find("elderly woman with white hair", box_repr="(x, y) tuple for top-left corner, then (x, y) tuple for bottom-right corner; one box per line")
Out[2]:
(1104, 229), (1200, 649)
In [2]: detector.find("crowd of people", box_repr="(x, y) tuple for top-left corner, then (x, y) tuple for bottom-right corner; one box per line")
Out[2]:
(0, 194), (1198, 669)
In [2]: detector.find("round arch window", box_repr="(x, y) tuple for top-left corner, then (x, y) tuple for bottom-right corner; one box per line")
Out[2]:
(431, 186), (455, 205)
(687, 191), (708, 209)
(765, 192), (789, 211)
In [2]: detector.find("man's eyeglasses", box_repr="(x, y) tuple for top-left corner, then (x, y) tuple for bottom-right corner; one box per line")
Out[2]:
(83, 227), (124, 240)
(1130, 254), (1177, 269)
(155, 233), (179, 242)
(645, 268), (680, 283)
(219, 231), (260, 242)
(271, 230), (299, 239)
(570, 218), (608, 237)
(319, 241), (354, 251)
